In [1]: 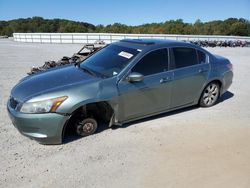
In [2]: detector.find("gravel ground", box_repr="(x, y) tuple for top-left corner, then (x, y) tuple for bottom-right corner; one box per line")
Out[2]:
(0, 39), (250, 188)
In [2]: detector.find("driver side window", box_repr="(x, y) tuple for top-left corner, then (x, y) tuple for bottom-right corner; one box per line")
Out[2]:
(132, 49), (168, 76)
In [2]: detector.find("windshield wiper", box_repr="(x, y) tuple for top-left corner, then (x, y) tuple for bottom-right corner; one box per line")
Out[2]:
(76, 63), (108, 78)
(82, 67), (97, 77)
(77, 64), (97, 77)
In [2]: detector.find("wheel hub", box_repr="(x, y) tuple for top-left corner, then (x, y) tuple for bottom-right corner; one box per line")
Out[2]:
(83, 122), (94, 133)
(208, 91), (213, 97)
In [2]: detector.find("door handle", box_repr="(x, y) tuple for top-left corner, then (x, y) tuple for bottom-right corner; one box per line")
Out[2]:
(198, 69), (207, 73)
(160, 77), (171, 83)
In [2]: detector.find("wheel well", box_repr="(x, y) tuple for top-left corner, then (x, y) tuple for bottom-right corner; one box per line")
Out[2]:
(203, 80), (222, 92)
(199, 80), (222, 103)
(212, 80), (222, 88)
(62, 101), (114, 141)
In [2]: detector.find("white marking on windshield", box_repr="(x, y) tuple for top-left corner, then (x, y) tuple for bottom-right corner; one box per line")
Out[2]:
(118, 51), (134, 59)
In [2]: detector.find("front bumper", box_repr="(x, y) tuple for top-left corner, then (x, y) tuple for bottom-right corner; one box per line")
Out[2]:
(7, 101), (70, 144)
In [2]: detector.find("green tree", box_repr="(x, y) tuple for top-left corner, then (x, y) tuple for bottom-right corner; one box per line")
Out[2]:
(0, 17), (249, 37)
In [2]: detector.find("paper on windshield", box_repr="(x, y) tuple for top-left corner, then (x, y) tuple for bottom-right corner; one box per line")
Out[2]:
(118, 51), (133, 59)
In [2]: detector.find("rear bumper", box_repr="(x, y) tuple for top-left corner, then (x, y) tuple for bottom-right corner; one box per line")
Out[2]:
(7, 101), (70, 144)
(221, 70), (233, 95)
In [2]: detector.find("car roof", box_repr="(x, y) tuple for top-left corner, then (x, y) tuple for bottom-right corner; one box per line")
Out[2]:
(115, 38), (199, 51)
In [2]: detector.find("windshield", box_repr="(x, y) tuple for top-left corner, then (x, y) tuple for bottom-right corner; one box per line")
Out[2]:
(80, 44), (139, 78)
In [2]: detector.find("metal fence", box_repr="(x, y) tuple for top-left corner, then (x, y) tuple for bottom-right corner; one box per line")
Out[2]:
(13, 33), (250, 44)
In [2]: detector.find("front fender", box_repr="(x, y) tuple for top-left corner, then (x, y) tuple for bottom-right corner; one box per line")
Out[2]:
(57, 77), (119, 114)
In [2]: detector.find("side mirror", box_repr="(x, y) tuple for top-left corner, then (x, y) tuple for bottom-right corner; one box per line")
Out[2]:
(127, 72), (144, 82)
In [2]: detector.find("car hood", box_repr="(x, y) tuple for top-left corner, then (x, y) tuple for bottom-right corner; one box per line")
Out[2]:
(11, 65), (99, 102)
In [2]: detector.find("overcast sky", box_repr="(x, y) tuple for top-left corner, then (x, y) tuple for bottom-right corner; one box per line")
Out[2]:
(0, 0), (249, 25)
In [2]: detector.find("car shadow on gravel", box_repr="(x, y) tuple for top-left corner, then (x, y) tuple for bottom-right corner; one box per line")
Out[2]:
(63, 91), (234, 144)
(63, 121), (111, 144)
(218, 90), (234, 103)
(112, 91), (234, 130)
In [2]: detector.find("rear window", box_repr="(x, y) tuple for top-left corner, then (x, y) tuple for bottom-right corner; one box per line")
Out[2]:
(171, 47), (198, 69)
(197, 50), (206, 63)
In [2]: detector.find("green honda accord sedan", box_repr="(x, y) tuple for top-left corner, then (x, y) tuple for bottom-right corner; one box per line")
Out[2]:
(7, 39), (233, 144)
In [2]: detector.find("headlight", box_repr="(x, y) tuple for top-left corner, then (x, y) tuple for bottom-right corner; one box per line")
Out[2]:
(20, 96), (68, 113)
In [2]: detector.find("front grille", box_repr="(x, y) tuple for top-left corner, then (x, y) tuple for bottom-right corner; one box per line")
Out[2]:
(9, 96), (19, 110)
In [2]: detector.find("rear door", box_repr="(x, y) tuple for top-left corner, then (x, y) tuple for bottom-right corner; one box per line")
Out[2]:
(170, 47), (209, 108)
(117, 49), (173, 121)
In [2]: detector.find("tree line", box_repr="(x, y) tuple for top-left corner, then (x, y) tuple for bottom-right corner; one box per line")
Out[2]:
(0, 17), (249, 37)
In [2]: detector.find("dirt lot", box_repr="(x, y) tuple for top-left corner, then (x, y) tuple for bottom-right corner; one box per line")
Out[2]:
(0, 39), (250, 188)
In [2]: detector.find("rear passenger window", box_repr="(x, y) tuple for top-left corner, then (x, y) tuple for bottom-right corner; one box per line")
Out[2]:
(132, 49), (168, 76)
(171, 47), (198, 69)
(197, 50), (206, 63)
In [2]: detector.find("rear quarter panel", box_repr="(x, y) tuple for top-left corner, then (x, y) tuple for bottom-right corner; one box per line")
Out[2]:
(207, 55), (233, 95)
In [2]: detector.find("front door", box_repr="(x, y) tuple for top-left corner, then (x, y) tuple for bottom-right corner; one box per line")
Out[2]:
(117, 49), (173, 122)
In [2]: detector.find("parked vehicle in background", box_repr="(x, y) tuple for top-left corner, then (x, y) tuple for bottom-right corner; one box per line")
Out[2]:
(7, 39), (233, 144)
(189, 40), (247, 47)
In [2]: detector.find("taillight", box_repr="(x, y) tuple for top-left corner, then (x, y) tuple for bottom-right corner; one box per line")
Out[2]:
(227, 63), (233, 71)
